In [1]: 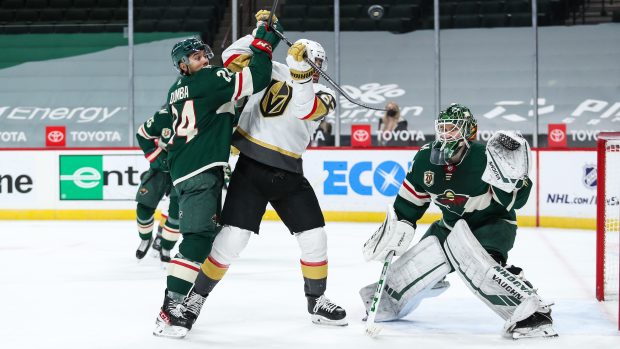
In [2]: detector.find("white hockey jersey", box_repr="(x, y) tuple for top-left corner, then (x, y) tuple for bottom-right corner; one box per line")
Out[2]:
(222, 35), (336, 174)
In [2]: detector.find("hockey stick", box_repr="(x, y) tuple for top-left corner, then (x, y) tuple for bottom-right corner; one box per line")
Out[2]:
(365, 250), (396, 337)
(267, 0), (278, 29)
(267, 24), (387, 112)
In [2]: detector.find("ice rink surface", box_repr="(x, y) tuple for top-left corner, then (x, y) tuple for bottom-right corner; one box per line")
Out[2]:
(1, 220), (618, 349)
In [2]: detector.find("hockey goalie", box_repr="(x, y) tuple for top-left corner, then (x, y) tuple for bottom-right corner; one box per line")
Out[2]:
(360, 104), (558, 339)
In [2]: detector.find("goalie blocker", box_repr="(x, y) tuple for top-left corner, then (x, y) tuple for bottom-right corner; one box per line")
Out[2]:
(363, 206), (416, 262)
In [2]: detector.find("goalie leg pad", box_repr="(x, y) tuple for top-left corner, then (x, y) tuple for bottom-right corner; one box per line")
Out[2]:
(360, 236), (451, 322)
(444, 219), (552, 334)
(363, 205), (416, 262)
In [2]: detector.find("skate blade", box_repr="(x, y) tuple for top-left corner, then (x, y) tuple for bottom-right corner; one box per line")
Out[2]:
(153, 323), (189, 339)
(311, 314), (348, 327)
(510, 325), (558, 340)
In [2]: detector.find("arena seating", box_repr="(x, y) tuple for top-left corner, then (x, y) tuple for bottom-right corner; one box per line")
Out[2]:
(0, 0), (225, 43)
(279, 0), (579, 32)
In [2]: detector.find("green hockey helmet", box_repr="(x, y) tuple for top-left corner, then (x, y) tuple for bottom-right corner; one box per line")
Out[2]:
(171, 37), (214, 75)
(430, 103), (478, 165)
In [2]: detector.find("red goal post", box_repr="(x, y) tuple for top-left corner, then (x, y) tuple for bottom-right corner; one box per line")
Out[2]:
(596, 132), (620, 329)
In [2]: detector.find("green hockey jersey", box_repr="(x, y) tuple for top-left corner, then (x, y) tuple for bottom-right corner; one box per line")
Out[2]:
(165, 51), (272, 186)
(394, 142), (532, 230)
(136, 108), (173, 172)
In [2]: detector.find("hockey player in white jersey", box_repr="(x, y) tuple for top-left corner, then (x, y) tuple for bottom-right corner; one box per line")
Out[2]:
(164, 11), (347, 337)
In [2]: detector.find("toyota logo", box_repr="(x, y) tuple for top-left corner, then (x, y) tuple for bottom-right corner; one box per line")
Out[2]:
(353, 129), (370, 142)
(549, 129), (565, 142)
(48, 130), (65, 143)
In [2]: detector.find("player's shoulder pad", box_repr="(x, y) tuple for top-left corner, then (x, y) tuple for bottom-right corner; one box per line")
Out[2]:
(313, 83), (335, 98)
(221, 34), (254, 64)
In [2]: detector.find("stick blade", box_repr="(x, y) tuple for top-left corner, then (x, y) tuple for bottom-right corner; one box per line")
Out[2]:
(365, 323), (383, 338)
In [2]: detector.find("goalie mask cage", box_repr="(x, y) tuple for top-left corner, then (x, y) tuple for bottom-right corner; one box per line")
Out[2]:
(596, 132), (620, 330)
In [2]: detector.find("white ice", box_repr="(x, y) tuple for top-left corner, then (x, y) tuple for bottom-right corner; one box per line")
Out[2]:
(1, 220), (618, 349)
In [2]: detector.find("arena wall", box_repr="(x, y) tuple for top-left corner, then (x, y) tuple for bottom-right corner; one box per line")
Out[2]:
(0, 148), (602, 229)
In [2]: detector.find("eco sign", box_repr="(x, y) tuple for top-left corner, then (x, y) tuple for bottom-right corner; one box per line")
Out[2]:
(59, 155), (147, 200)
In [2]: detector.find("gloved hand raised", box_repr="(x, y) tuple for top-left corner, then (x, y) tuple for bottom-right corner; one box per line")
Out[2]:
(250, 10), (284, 57)
(286, 41), (314, 83)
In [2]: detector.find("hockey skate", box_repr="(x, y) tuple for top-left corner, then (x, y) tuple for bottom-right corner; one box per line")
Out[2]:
(508, 311), (558, 340)
(159, 248), (172, 263)
(179, 288), (207, 326)
(150, 232), (172, 262)
(153, 291), (193, 338)
(135, 237), (152, 260)
(152, 232), (163, 252)
(307, 294), (348, 326)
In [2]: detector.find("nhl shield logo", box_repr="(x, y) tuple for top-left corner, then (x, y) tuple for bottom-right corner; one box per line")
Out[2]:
(424, 171), (434, 187)
(582, 164), (597, 190)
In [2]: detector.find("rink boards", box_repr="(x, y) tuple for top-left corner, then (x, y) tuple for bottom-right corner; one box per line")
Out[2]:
(0, 148), (604, 229)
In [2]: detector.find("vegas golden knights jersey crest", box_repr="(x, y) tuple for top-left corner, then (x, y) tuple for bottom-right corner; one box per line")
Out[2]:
(260, 80), (293, 117)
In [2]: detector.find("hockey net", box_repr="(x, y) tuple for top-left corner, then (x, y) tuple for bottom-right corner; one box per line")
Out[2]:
(596, 132), (620, 317)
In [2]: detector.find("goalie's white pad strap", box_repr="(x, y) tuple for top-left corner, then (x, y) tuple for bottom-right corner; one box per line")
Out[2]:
(444, 219), (546, 333)
(363, 206), (415, 261)
(482, 130), (532, 193)
(360, 236), (451, 322)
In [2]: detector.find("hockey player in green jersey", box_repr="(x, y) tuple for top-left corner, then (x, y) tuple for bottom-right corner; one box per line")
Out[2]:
(134, 108), (179, 263)
(360, 104), (557, 339)
(152, 13), (282, 338)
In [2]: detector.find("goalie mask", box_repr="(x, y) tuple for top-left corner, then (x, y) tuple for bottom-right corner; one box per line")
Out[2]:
(296, 39), (327, 83)
(430, 103), (478, 166)
(171, 37), (214, 75)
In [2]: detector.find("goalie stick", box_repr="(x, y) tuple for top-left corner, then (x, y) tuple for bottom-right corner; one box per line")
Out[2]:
(365, 250), (396, 337)
(266, 1), (387, 112)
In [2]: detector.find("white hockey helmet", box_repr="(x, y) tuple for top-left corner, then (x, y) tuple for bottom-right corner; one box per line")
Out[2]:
(296, 39), (328, 71)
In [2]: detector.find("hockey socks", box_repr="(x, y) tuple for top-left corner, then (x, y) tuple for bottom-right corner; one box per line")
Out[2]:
(194, 256), (229, 296)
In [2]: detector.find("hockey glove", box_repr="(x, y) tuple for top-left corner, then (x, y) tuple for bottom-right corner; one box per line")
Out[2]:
(482, 130), (531, 193)
(286, 42), (314, 83)
(363, 206), (415, 262)
(255, 9), (278, 24)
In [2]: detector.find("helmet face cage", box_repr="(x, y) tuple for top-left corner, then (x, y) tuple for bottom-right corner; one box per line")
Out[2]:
(171, 38), (213, 74)
(430, 104), (478, 165)
(434, 104), (477, 144)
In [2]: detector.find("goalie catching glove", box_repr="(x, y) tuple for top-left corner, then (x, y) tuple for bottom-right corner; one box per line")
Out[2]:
(363, 206), (415, 262)
(482, 130), (531, 193)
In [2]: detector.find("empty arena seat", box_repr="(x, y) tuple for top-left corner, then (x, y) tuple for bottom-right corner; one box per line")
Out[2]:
(135, 19), (157, 32)
(282, 5), (307, 18)
(453, 14), (480, 28)
(508, 13), (532, 26)
(340, 4), (362, 18)
(480, 1), (505, 14)
(481, 13), (508, 27)
(13, 9), (39, 22)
